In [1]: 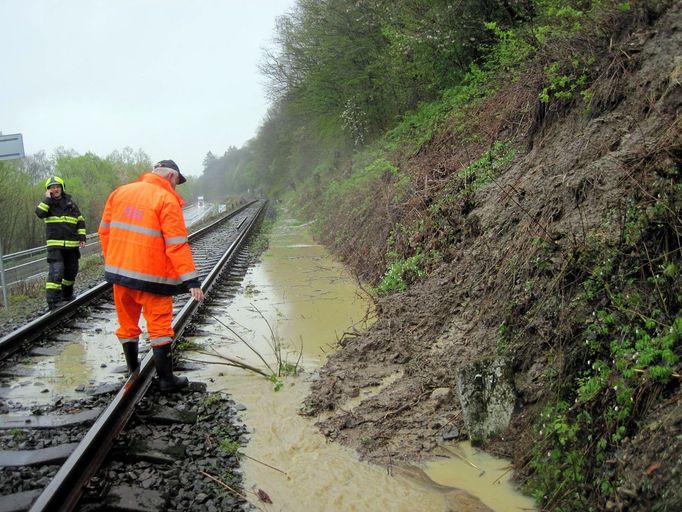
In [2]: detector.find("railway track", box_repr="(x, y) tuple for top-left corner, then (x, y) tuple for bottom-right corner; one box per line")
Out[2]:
(0, 200), (267, 512)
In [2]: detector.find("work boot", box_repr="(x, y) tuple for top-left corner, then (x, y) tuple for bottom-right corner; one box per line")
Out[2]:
(62, 286), (75, 303)
(152, 345), (188, 393)
(46, 289), (62, 310)
(121, 341), (139, 374)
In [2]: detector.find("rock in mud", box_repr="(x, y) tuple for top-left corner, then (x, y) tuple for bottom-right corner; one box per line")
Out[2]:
(456, 357), (516, 444)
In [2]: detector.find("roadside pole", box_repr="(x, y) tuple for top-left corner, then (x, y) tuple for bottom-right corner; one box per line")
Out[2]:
(0, 241), (8, 309)
(0, 132), (26, 309)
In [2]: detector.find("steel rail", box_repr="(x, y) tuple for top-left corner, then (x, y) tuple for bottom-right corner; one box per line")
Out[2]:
(0, 201), (256, 360)
(28, 200), (266, 512)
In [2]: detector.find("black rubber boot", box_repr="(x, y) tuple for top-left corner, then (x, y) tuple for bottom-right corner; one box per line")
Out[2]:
(46, 289), (62, 310)
(62, 285), (75, 303)
(152, 345), (188, 393)
(121, 342), (139, 374)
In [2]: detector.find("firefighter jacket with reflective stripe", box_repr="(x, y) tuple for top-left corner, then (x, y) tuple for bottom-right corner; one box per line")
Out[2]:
(98, 172), (200, 296)
(35, 193), (86, 249)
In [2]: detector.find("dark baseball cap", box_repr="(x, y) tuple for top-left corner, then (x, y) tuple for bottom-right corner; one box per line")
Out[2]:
(154, 159), (186, 184)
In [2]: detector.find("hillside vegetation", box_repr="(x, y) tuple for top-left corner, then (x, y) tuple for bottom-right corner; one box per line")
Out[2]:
(215, 1), (679, 510)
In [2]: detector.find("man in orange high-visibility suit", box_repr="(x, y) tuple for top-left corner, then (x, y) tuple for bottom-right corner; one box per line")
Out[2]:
(98, 160), (204, 392)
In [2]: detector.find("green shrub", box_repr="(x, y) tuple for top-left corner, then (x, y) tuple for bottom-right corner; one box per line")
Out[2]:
(376, 251), (425, 296)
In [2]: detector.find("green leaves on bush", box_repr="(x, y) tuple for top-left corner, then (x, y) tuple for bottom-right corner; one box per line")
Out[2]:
(540, 59), (595, 105)
(376, 251), (425, 296)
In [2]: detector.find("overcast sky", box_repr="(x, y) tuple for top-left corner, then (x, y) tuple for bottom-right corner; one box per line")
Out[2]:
(1, 0), (296, 176)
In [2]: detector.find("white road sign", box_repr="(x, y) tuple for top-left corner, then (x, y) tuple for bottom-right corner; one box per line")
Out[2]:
(0, 133), (25, 160)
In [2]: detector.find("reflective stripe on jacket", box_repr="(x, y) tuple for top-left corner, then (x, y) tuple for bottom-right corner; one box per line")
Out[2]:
(35, 193), (86, 249)
(98, 172), (199, 296)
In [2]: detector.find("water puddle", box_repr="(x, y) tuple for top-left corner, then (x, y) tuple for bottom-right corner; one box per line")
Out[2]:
(425, 443), (532, 512)
(0, 312), (126, 404)
(190, 213), (537, 511)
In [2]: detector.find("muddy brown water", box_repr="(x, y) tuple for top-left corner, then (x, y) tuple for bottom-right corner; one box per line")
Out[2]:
(187, 215), (537, 512)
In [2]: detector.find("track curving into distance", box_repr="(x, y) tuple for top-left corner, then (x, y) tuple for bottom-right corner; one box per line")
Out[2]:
(0, 200), (267, 512)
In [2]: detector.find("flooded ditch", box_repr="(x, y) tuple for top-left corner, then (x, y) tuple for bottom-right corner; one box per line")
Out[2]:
(188, 214), (536, 512)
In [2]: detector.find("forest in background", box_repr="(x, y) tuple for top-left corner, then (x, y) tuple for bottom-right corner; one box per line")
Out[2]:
(198, 0), (542, 201)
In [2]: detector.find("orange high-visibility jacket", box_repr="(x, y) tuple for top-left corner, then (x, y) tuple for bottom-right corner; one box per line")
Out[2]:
(98, 173), (200, 295)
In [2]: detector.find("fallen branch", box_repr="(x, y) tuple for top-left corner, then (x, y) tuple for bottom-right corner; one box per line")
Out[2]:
(209, 314), (276, 375)
(184, 355), (269, 377)
(382, 391), (430, 421)
(492, 465), (513, 485)
(349, 390), (430, 427)
(440, 445), (485, 475)
(240, 452), (290, 479)
(435, 410), (462, 435)
(633, 368), (682, 379)
(200, 470), (265, 511)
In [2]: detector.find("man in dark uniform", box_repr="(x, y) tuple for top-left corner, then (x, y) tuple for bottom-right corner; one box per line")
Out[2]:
(35, 176), (86, 310)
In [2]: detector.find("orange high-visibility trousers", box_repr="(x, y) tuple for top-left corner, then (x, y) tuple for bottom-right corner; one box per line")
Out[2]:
(113, 284), (174, 347)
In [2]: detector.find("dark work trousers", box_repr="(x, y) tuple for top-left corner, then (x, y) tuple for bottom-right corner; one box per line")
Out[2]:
(46, 247), (80, 308)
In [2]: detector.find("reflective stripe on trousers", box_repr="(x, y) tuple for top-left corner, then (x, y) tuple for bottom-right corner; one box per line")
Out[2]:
(46, 248), (79, 304)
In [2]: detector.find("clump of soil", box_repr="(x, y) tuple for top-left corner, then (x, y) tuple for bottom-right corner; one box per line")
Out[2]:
(304, 3), (681, 511)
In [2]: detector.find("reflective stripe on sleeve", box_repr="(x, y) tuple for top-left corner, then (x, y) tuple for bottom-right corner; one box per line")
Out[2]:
(179, 271), (199, 281)
(110, 220), (163, 238)
(165, 236), (188, 246)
